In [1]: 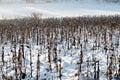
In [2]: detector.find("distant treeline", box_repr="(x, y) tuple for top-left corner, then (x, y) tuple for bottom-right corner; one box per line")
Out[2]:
(0, 0), (120, 3)
(99, 0), (120, 3)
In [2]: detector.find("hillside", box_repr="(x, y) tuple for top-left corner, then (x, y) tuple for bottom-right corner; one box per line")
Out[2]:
(0, 0), (120, 19)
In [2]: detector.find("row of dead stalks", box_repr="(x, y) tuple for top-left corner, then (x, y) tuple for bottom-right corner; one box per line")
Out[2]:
(0, 16), (120, 80)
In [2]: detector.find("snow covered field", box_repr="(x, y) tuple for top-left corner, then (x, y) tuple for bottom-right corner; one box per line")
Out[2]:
(0, 0), (120, 80)
(0, 16), (120, 80)
(0, 0), (120, 19)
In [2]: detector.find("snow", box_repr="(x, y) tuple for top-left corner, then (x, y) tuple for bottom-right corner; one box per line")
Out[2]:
(0, 0), (120, 19)
(0, 0), (120, 80)
(0, 29), (119, 80)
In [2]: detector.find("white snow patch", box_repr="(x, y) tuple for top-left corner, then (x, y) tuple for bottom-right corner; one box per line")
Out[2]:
(0, 0), (120, 19)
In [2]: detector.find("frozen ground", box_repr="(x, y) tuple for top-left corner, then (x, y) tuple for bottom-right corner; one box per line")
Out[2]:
(0, 27), (120, 80)
(0, 0), (120, 80)
(0, 0), (120, 19)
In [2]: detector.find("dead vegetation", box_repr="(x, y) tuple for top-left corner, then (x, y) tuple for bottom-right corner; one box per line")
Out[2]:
(0, 16), (120, 79)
